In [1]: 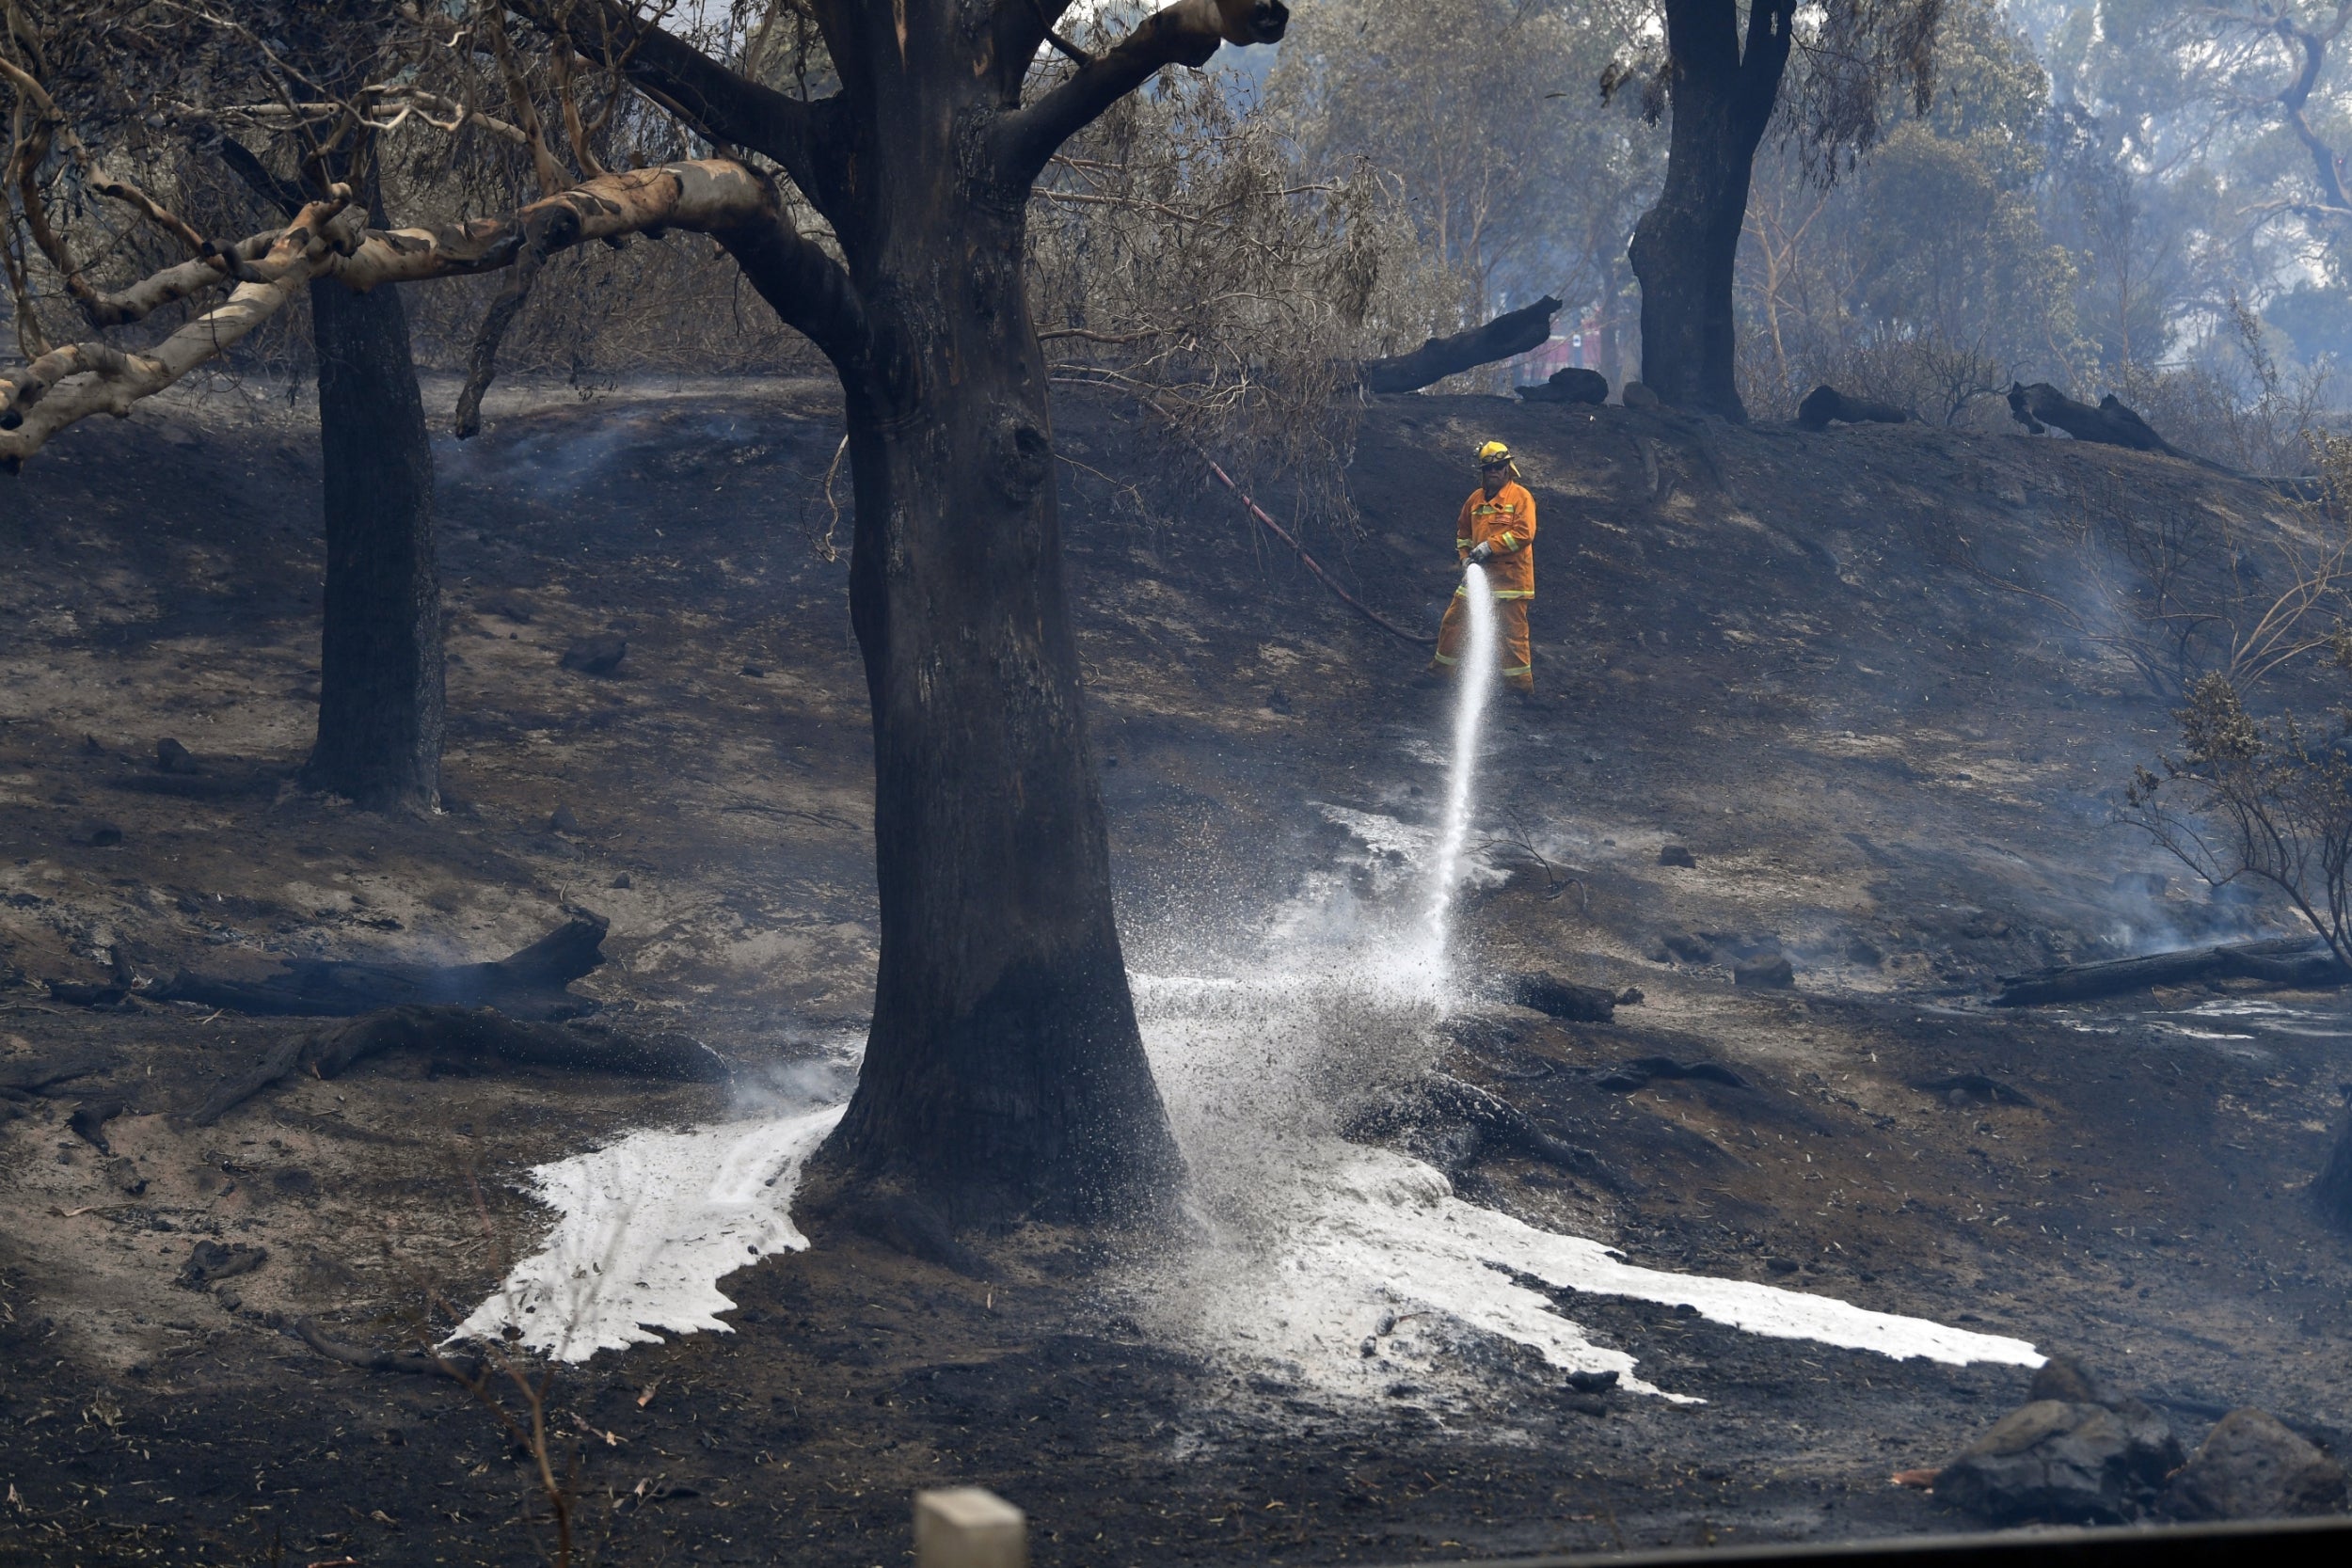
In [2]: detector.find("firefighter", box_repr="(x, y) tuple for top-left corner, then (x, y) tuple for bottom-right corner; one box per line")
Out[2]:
(1430, 439), (1536, 696)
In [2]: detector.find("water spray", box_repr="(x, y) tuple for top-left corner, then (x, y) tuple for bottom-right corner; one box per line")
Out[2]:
(1419, 562), (1498, 999)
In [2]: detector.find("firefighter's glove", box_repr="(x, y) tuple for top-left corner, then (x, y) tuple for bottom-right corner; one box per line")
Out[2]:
(1467, 542), (1494, 565)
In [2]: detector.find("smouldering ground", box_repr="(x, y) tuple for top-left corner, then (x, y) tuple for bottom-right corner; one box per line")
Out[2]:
(2, 374), (2347, 1565)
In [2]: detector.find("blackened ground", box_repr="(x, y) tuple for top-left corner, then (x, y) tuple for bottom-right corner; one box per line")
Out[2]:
(0, 375), (2346, 1566)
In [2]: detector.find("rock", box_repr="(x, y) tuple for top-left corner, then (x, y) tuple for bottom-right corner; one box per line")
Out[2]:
(560, 633), (628, 675)
(1919, 1072), (2036, 1108)
(1658, 844), (1697, 868)
(2162, 1409), (2347, 1520)
(154, 737), (199, 774)
(1597, 1055), (1747, 1092)
(1622, 380), (1662, 411)
(1935, 1398), (2185, 1526)
(68, 821), (122, 847)
(548, 803), (580, 834)
(2029, 1354), (2121, 1406)
(1660, 929), (1713, 963)
(1518, 367), (1609, 405)
(176, 1240), (268, 1290)
(1733, 952), (1795, 989)
(1509, 973), (1617, 1022)
(67, 1098), (125, 1151)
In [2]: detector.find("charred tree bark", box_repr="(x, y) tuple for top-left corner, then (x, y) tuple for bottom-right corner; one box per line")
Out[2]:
(1627, 0), (1794, 421)
(817, 179), (1181, 1228)
(302, 273), (443, 809)
(625, 0), (1299, 1225)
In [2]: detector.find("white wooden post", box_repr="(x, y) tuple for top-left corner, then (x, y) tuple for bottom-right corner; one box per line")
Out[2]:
(914, 1487), (1026, 1568)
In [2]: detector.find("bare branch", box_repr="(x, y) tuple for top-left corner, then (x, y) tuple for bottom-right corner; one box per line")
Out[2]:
(994, 0), (1289, 188)
(479, 1), (572, 198)
(1, 159), (845, 467)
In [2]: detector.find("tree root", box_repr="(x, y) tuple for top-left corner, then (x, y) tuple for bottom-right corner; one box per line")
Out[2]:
(188, 1003), (729, 1126)
(294, 1316), (478, 1381)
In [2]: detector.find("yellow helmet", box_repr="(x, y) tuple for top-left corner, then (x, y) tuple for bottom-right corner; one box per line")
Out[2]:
(1477, 440), (1511, 467)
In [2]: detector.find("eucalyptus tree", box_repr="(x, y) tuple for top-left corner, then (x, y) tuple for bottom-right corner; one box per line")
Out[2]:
(0, 0), (1293, 1225)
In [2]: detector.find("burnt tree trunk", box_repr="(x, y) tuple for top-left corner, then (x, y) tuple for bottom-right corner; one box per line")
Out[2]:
(302, 273), (443, 809)
(1627, 0), (1793, 421)
(564, 0), (1293, 1224)
(215, 134), (443, 811)
(811, 132), (1185, 1225)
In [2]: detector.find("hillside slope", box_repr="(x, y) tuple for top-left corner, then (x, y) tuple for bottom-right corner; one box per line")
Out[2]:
(1, 379), (2346, 1565)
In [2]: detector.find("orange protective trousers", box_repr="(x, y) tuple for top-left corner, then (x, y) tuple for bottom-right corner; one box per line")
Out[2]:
(1435, 595), (1533, 691)
(1429, 478), (1535, 691)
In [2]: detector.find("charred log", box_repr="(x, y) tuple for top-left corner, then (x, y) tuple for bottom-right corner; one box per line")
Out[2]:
(1508, 973), (1619, 1022)
(1360, 296), (1564, 395)
(1518, 366), (1608, 405)
(151, 912), (610, 1019)
(1992, 936), (2346, 1006)
(1796, 385), (1913, 432)
(2006, 382), (2180, 455)
(186, 1002), (729, 1126)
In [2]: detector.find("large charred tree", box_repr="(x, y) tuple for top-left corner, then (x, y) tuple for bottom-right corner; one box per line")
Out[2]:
(1627, 0), (1794, 420)
(576, 0), (1288, 1223)
(1617, 0), (1940, 420)
(304, 261), (442, 810)
(226, 143), (444, 810)
(1, 0), (1292, 1225)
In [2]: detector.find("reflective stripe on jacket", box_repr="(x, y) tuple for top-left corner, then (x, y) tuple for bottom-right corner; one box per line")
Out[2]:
(1454, 481), (1535, 597)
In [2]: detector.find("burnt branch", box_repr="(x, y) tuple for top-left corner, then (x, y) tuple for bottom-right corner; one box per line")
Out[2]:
(521, 0), (845, 219)
(995, 0), (1289, 188)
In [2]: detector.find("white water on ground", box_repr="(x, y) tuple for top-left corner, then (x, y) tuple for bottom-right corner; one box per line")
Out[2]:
(451, 1105), (843, 1360)
(459, 558), (2037, 1386)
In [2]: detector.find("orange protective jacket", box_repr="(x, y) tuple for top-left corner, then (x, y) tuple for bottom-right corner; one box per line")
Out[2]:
(1455, 480), (1536, 597)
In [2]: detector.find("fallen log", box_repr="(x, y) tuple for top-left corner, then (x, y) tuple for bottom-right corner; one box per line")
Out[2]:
(1797, 385), (1913, 432)
(187, 1002), (730, 1126)
(1360, 296), (1563, 395)
(2007, 382), (2179, 455)
(151, 912), (610, 1019)
(1992, 935), (2345, 1007)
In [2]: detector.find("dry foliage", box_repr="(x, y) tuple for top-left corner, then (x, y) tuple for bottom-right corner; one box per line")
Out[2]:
(1029, 63), (1460, 526)
(2125, 436), (2352, 963)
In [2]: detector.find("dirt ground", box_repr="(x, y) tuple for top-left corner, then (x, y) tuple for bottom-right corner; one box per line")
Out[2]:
(2, 374), (2348, 1567)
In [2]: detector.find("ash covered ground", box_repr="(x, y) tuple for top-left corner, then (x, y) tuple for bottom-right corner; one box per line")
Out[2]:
(2, 376), (2348, 1565)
